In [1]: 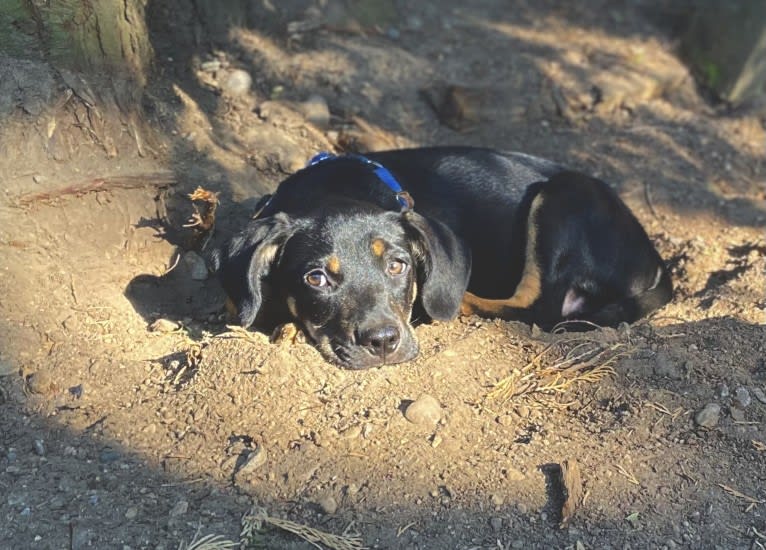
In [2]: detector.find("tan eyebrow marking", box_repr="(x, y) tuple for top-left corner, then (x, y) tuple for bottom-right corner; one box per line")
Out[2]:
(326, 255), (341, 274)
(371, 238), (386, 257)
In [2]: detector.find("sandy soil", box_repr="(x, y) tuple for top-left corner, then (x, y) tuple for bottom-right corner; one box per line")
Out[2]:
(1, 1), (765, 549)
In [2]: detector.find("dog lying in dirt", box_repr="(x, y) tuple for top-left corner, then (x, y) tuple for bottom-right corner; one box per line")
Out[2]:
(212, 147), (672, 369)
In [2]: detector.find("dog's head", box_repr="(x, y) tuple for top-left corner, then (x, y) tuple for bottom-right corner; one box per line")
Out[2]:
(212, 203), (471, 369)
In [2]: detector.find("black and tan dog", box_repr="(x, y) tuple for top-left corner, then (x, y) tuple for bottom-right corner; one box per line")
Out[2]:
(212, 147), (672, 369)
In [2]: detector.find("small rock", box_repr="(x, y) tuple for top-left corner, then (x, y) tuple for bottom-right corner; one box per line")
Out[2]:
(99, 447), (120, 464)
(183, 251), (208, 281)
(734, 387), (751, 408)
(69, 384), (84, 399)
(511, 540), (525, 549)
(341, 425), (362, 439)
(316, 494), (337, 515)
(235, 445), (267, 477)
(279, 149), (309, 174)
(490, 516), (503, 531)
(0, 359), (15, 377)
(27, 371), (55, 394)
(169, 500), (188, 517)
(386, 27), (400, 40)
(361, 423), (373, 438)
(300, 94), (331, 130)
(406, 15), (423, 30)
(430, 434), (443, 448)
(33, 439), (45, 457)
(222, 69), (252, 96)
(200, 60), (221, 73)
(753, 387), (766, 404)
(654, 352), (682, 379)
(694, 403), (721, 428)
(32, 174), (43, 184)
(514, 405), (530, 418)
(125, 506), (138, 520)
(719, 383), (730, 398)
(491, 494), (504, 508)
(404, 394), (442, 426)
(730, 407), (745, 422)
(504, 467), (525, 481)
(149, 318), (180, 333)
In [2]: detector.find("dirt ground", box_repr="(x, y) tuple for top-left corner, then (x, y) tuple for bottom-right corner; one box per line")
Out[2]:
(1, 1), (765, 548)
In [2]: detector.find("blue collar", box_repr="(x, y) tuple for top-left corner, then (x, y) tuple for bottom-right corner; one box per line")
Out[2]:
(307, 152), (414, 212)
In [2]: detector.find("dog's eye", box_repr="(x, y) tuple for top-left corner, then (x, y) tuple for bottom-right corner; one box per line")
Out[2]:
(305, 269), (330, 288)
(386, 259), (408, 277)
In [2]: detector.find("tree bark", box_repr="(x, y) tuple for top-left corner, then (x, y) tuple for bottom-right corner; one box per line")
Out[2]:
(0, 0), (152, 85)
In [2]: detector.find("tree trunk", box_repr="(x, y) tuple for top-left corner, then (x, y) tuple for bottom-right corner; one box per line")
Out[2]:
(681, 0), (766, 105)
(0, 0), (152, 85)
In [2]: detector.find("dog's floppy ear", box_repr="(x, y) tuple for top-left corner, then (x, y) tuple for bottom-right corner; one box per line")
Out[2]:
(210, 213), (294, 327)
(403, 211), (471, 320)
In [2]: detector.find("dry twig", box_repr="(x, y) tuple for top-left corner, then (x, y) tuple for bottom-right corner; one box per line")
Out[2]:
(241, 506), (367, 550)
(615, 464), (640, 486)
(488, 336), (629, 404)
(19, 173), (175, 205)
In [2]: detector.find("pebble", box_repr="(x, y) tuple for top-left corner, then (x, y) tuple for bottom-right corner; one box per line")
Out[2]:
(183, 251), (208, 281)
(694, 403), (720, 428)
(341, 425), (362, 440)
(27, 371), (54, 394)
(730, 407), (745, 422)
(99, 447), (120, 463)
(514, 405), (530, 418)
(719, 383), (730, 398)
(148, 318), (180, 333)
(753, 387), (766, 404)
(404, 394), (442, 426)
(386, 27), (400, 40)
(654, 352), (682, 379)
(491, 494), (505, 508)
(734, 387), (751, 408)
(33, 439), (45, 456)
(169, 500), (188, 517)
(222, 69), (252, 96)
(316, 494), (337, 515)
(300, 94), (331, 130)
(200, 60), (221, 72)
(125, 506), (138, 520)
(504, 467), (525, 481)
(406, 15), (423, 30)
(490, 516), (503, 531)
(0, 359), (15, 377)
(511, 540), (525, 549)
(235, 445), (267, 477)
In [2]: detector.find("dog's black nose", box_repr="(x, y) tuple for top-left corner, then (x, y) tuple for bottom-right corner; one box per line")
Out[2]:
(358, 325), (400, 358)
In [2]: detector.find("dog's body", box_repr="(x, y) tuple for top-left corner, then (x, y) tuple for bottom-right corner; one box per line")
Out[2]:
(213, 147), (672, 369)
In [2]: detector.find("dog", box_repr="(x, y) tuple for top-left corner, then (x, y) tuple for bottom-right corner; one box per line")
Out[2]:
(212, 147), (672, 369)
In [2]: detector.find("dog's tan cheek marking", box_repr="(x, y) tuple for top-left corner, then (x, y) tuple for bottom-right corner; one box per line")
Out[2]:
(326, 255), (341, 275)
(286, 296), (298, 317)
(371, 238), (386, 257)
(460, 195), (544, 317)
(259, 244), (280, 265)
(225, 297), (239, 320)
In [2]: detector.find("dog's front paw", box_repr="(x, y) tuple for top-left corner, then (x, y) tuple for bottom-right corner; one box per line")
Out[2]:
(269, 323), (307, 345)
